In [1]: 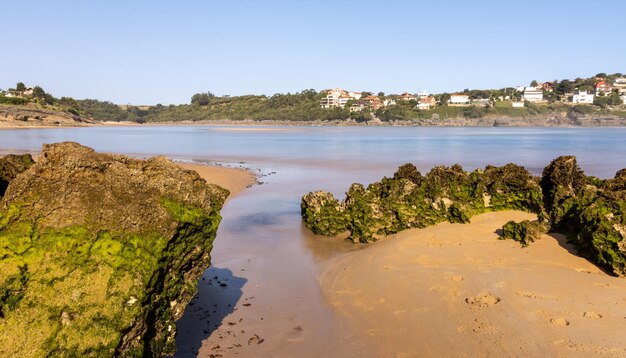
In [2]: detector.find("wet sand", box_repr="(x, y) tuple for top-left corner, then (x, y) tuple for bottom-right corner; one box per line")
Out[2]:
(320, 211), (626, 357)
(177, 163), (255, 199)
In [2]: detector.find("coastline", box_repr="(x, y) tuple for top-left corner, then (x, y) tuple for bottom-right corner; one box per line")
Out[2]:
(319, 210), (626, 357)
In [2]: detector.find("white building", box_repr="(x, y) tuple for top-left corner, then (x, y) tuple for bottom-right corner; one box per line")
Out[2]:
(417, 90), (429, 98)
(383, 98), (397, 106)
(320, 88), (362, 108)
(449, 94), (470, 104)
(572, 90), (594, 104)
(522, 87), (543, 102)
(614, 78), (626, 94)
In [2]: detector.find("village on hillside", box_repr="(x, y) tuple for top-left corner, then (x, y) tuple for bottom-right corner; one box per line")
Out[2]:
(319, 75), (626, 113)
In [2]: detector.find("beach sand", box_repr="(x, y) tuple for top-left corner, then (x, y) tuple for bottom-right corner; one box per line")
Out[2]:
(320, 211), (626, 357)
(177, 163), (255, 199)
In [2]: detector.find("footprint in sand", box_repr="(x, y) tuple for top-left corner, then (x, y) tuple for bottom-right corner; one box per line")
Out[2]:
(445, 275), (464, 282)
(549, 317), (570, 326)
(582, 311), (603, 319)
(465, 292), (501, 307)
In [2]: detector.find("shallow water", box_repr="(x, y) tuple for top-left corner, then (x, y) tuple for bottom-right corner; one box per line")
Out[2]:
(1, 125), (625, 356)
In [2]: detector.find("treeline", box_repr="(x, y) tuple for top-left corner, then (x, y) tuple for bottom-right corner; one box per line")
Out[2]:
(76, 90), (350, 123)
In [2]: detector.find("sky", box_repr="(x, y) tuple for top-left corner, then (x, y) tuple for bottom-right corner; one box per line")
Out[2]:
(2, 0), (625, 105)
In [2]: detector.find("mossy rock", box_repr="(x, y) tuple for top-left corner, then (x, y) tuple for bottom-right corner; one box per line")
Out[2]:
(0, 154), (35, 197)
(301, 162), (543, 244)
(500, 220), (546, 247)
(0, 142), (228, 357)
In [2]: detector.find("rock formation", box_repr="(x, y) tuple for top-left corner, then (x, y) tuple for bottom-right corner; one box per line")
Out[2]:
(302, 163), (543, 243)
(302, 156), (626, 277)
(0, 142), (228, 357)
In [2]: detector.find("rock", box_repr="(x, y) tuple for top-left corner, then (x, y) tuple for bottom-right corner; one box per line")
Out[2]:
(302, 162), (543, 243)
(0, 142), (228, 357)
(0, 154), (35, 197)
(500, 220), (547, 247)
(540, 156), (587, 220)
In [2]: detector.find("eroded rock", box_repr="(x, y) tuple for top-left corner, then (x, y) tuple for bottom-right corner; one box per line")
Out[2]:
(0, 142), (228, 357)
(0, 154), (34, 197)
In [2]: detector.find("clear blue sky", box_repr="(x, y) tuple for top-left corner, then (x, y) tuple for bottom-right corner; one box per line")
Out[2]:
(2, 0), (625, 104)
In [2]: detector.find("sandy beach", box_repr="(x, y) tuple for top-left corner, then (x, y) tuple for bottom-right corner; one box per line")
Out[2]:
(177, 162), (255, 199)
(320, 210), (626, 357)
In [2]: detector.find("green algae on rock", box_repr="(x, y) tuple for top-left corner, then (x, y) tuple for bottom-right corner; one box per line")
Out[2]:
(0, 142), (228, 357)
(302, 162), (544, 243)
(500, 220), (547, 247)
(302, 156), (626, 277)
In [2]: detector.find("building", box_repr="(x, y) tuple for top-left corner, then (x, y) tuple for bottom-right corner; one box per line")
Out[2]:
(449, 94), (470, 105)
(399, 92), (417, 101)
(522, 87), (543, 102)
(417, 90), (429, 98)
(540, 82), (554, 92)
(320, 88), (361, 108)
(613, 78), (626, 94)
(471, 98), (492, 107)
(572, 90), (594, 104)
(416, 96), (436, 110)
(349, 102), (366, 112)
(383, 98), (397, 107)
(594, 80), (613, 95)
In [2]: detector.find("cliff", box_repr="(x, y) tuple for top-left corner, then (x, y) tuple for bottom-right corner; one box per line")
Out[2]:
(302, 157), (626, 276)
(0, 142), (229, 356)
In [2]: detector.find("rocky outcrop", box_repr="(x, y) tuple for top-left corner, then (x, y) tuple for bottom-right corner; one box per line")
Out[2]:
(0, 105), (96, 127)
(302, 156), (626, 277)
(500, 220), (547, 247)
(0, 142), (228, 357)
(0, 154), (35, 197)
(302, 163), (543, 243)
(540, 156), (626, 276)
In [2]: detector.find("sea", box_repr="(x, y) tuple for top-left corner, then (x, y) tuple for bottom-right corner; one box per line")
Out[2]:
(1, 125), (625, 356)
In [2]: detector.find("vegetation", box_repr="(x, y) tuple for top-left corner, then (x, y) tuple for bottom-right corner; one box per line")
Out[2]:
(2, 71), (625, 123)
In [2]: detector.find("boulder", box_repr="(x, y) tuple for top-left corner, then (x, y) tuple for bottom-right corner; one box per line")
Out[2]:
(0, 142), (228, 357)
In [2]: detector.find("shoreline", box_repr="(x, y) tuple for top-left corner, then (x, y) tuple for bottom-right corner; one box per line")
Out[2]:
(319, 210), (626, 357)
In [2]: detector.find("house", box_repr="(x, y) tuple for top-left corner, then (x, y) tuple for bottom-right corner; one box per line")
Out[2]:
(540, 82), (554, 92)
(594, 80), (613, 95)
(399, 92), (417, 101)
(320, 88), (361, 108)
(613, 78), (626, 94)
(383, 98), (396, 107)
(449, 94), (470, 105)
(417, 90), (429, 98)
(522, 87), (543, 102)
(512, 101), (525, 108)
(572, 90), (594, 104)
(349, 102), (366, 112)
(348, 91), (362, 100)
(416, 96), (436, 110)
(471, 98), (491, 107)
(369, 99), (384, 111)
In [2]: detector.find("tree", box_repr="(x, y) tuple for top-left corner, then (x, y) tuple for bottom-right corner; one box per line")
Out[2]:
(595, 73), (607, 79)
(32, 86), (46, 100)
(555, 80), (574, 95)
(59, 97), (79, 110)
(377, 91), (385, 97)
(16, 82), (26, 92)
(530, 80), (538, 87)
(190, 92), (215, 106)
(438, 93), (451, 105)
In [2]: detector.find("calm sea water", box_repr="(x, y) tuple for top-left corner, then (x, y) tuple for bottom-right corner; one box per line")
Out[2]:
(1, 125), (625, 356)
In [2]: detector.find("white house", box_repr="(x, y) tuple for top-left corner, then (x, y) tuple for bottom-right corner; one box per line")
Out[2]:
(449, 94), (470, 105)
(572, 90), (594, 104)
(383, 98), (397, 106)
(416, 96), (436, 110)
(522, 87), (543, 102)
(348, 91), (362, 100)
(614, 78), (626, 94)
